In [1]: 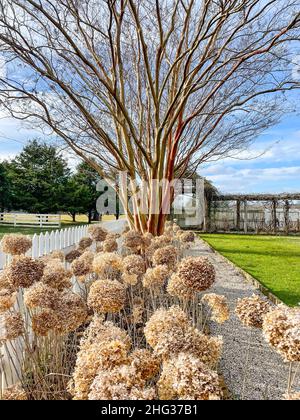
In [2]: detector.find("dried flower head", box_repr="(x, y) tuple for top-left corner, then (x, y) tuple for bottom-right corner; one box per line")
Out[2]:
(88, 279), (126, 313)
(152, 246), (178, 271)
(144, 306), (189, 348)
(167, 273), (194, 301)
(122, 273), (138, 286)
(88, 365), (155, 400)
(179, 231), (195, 244)
(88, 225), (108, 242)
(123, 230), (144, 250)
(31, 309), (58, 336)
(235, 295), (271, 328)
(102, 238), (118, 253)
(2, 384), (27, 400)
(202, 293), (230, 324)
(131, 301), (144, 325)
(78, 237), (93, 250)
(55, 290), (88, 335)
(71, 251), (94, 277)
(142, 232), (153, 248)
(263, 306), (300, 362)
(65, 249), (82, 263)
(24, 282), (60, 309)
(122, 255), (146, 276)
(93, 253), (123, 279)
(0, 312), (24, 341)
(7, 256), (44, 289)
(42, 260), (72, 290)
(176, 257), (215, 292)
(49, 250), (65, 262)
(158, 353), (222, 400)
(1, 234), (32, 256)
(143, 265), (169, 291)
(130, 349), (160, 381)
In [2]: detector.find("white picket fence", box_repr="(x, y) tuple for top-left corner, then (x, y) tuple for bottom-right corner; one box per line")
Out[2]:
(0, 225), (89, 270)
(0, 213), (61, 228)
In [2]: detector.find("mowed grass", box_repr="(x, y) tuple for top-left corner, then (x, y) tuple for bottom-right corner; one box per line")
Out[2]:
(0, 214), (125, 239)
(200, 234), (300, 307)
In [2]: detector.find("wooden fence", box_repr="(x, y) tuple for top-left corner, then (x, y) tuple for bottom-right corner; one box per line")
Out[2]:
(0, 213), (61, 228)
(0, 225), (89, 270)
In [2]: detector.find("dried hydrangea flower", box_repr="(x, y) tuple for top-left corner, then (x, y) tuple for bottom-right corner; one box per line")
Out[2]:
(0, 289), (17, 313)
(0, 312), (24, 341)
(144, 305), (189, 348)
(31, 309), (58, 336)
(142, 232), (153, 248)
(283, 392), (300, 400)
(2, 384), (27, 400)
(143, 265), (169, 291)
(88, 225), (108, 242)
(93, 253), (123, 279)
(88, 279), (126, 314)
(130, 349), (160, 381)
(48, 250), (65, 261)
(42, 261), (72, 291)
(179, 231), (195, 244)
(158, 353), (222, 400)
(176, 256), (215, 292)
(131, 302), (144, 324)
(65, 249), (82, 263)
(153, 325), (222, 368)
(122, 255), (146, 277)
(55, 290), (88, 335)
(122, 273), (139, 286)
(88, 365), (155, 400)
(1, 234), (32, 256)
(202, 293), (230, 324)
(152, 246), (178, 271)
(7, 256), (45, 289)
(123, 230), (144, 251)
(263, 306), (300, 362)
(167, 273), (194, 301)
(71, 251), (94, 277)
(24, 282), (60, 309)
(102, 238), (118, 253)
(78, 237), (93, 250)
(236, 294), (271, 328)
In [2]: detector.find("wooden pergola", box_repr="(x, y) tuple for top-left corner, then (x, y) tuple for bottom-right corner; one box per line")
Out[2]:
(206, 193), (300, 234)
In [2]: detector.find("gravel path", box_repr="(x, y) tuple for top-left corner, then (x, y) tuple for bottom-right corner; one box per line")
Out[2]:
(187, 239), (300, 401)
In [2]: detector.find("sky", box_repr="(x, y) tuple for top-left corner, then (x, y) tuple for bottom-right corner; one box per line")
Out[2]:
(0, 113), (299, 195)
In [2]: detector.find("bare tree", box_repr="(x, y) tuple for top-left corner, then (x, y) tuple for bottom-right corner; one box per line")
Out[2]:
(0, 0), (299, 234)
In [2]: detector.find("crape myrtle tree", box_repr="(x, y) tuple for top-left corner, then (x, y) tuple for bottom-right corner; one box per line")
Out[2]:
(0, 1), (299, 235)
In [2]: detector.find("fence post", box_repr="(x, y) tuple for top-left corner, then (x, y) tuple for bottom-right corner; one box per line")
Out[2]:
(31, 234), (39, 259)
(244, 200), (248, 233)
(284, 200), (290, 235)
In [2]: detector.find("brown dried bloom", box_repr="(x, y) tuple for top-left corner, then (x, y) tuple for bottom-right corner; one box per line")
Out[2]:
(143, 265), (169, 291)
(2, 384), (27, 400)
(78, 237), (93, 250)
(122, 273), (138, 286)
(102, 238), (118, 253)
(144, 305), (189, 348)
(283, 392), (300, 400)
(88, 279), (126, 313)
(88, 225), (108, 242)
(65, 249), (82, 263)
(93, 253), (123, 279)
(158, 353), (222, 400)
(7, 256), (45, 289)
(71, 251), (94, 277)
(131, 302), (144, 324)
(130, 349), (160, 381)
(1, 234), (32, 256)
(88, 365), (155, 400)
(152, 246), (178, 271)
(49, 250), (65, 261)
(202, 293), (230, 324)
(167, 273), (194, 301)
(32, 309), (58, 336)
(153, 326), (223, 368)
(123, 230), (144, 250)
(142, 232), (153, 248)
(122, 255), (146, 276)
(0, 312), (24, 341)
(42, 260), (72, 290)
(179, 231), (195, 243)
(0, 289), (17, 313)
(24, 282), (60, 309)
(176, 256), (215, 292)
(235, 294), (271, 328)
(55, 290), (88, 334)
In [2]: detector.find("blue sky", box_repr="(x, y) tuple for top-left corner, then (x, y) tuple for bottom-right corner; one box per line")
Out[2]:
(0, 113), (299, 194)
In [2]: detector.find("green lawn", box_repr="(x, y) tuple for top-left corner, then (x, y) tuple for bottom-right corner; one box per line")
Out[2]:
(200, 234), (300, 307)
